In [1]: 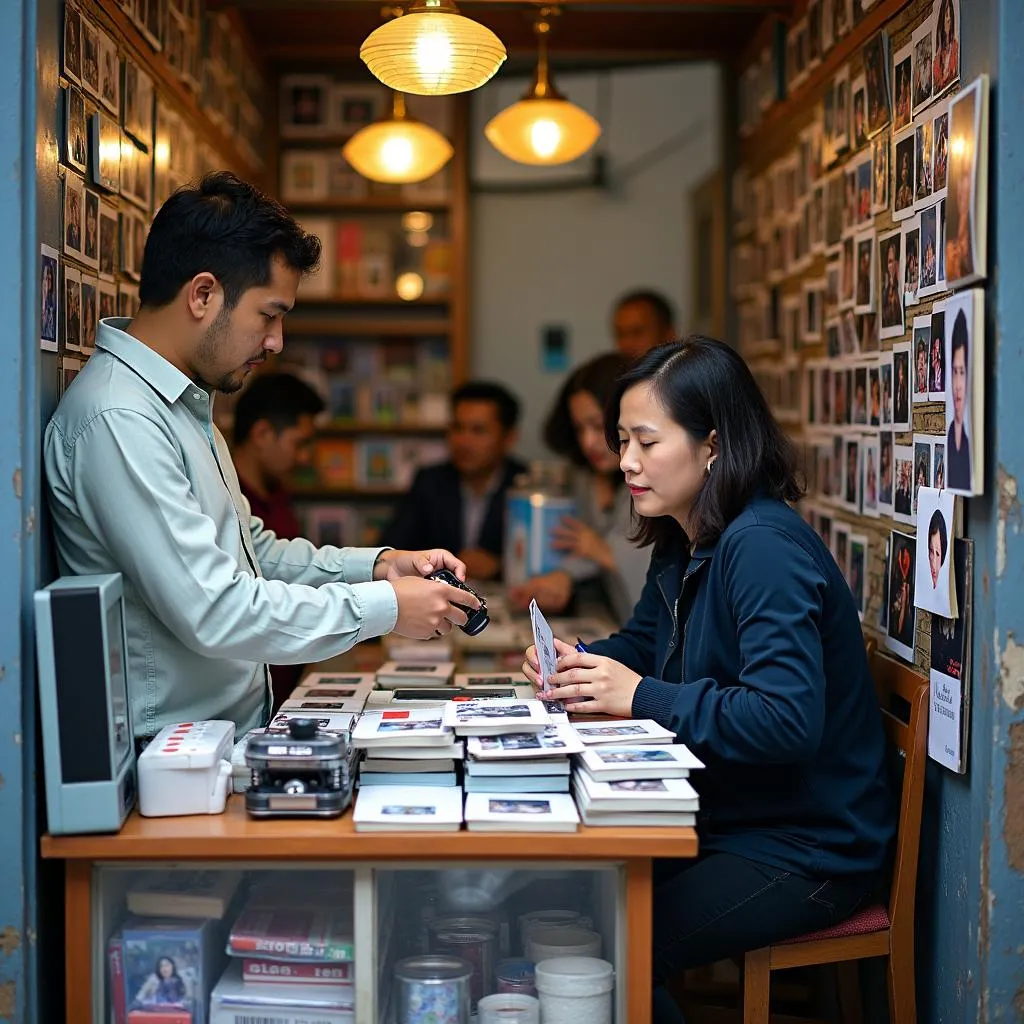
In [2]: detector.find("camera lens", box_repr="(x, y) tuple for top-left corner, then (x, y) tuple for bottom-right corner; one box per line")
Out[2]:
(462, 606), (490, 636)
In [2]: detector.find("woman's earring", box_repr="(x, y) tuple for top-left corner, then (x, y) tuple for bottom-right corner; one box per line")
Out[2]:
(706, 457), (717, 476)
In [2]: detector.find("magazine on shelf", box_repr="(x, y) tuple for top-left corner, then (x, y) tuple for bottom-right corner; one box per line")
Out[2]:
(572, 719), (676, 745)
(465, 722), (584, 759)
(352, 709), (453, 748)
(211, 960), (354, 1010)
(442, 697), (551, 736)
(353, 784), (463, 831)
(574, 771), (700, 813)
(464, 791), (579, 832)
(577, 744), (705, 782)
(227, 904), (354, 962)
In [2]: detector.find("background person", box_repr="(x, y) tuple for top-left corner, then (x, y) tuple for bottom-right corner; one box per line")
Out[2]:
(612, 289), (677, 359)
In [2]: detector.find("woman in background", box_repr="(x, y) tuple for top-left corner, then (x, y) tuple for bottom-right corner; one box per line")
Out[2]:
(509, 352), (650, 623)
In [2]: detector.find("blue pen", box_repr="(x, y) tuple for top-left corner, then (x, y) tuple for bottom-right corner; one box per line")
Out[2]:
(575, 636), (590, 654)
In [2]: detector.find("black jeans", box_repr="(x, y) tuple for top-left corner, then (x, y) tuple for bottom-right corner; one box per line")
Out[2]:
(651, 852), (877, 1024)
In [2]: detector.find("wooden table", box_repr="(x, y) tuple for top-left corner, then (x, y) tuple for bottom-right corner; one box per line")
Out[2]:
(42, 797), (697, 1023)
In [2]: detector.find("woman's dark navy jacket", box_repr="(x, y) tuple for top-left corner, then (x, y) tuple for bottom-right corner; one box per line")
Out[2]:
(589, 495), (896, 880)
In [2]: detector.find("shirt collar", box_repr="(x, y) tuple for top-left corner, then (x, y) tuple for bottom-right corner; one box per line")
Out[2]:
(96, 318), (200, 406)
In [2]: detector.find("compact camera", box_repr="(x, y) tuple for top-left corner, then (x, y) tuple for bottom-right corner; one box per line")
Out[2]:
(426, 569), (490, 636)
(244, 718), (351, 818)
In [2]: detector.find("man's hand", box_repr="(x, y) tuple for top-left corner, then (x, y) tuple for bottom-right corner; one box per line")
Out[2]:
(458, 548), (502, 582)
(373, 548), (467, 583)
(389, 576), (481, 639)
(508, 570), (573, 614)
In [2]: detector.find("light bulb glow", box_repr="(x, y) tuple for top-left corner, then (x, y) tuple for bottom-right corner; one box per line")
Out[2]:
(414, 30), (453, 78)
(529, 119), (562, 159)
(485, 97), (601, 166)
(343, 118), (454, 184)
(381, 135), (415, 175)
(396, 271), (425, 301)
(950, 135), (967, 158)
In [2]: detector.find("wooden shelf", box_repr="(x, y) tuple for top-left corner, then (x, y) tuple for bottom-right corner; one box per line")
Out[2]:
(285, 319), (452, 337)
(40, 796), (699, 861)
(291, 485), (405, 500)
(317, 423), (448, 436)
(288, 197), (451, 213)
(298, 295), (451, 307)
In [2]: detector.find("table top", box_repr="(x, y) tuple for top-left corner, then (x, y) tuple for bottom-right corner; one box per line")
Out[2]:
(41, 795), (698, 862)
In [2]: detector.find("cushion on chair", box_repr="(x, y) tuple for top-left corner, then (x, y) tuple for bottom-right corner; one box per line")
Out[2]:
(778, 902), (890, 944)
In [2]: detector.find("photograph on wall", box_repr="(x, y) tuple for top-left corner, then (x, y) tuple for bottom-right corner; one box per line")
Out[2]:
(862, 437), (879, 518)
(944, 288), (984, 496)
(886, 529), (917, 662)
(856, 156), (872, 224)
(279, 150), (329, 204)
(892, 341), (911, 430)
(912, 315), (931, 403)
(872, 132), (889, 212)
(65, 85), (88, 174)
(98, 204), (117, 280)
(852, 366), (868, 425)
(879, 229), (905, 339)
(945, 75), (989, 289)
(97, 279), (117, 322)
(880, 355), (893, 425)
(932, 105), (949, 197)
(863, 31), (891, 137)
(879, 535), (891, 631)
(859, 311), (879, 353)
(39, 244), (59, 353)
(852, 75), (868, 149)
(62, 173), (84, 259)
(89, 112), (121, 193)
(918, 202), (942, 297)
(929, 304), (946, 399)
(81, 189), (100, 271)
(279, 74), (332, 137)
(892, 43), (912, 131)
(869, 364), (881, 426)
(118, 280), (140, 318)
(80, 15), (100, 98)
(833, 66), (850, 157)
(912, 18), (933, 115)
(80, 274), (98, 354)
(903, 218), (921, 306)
(849, 534), (867, 618)
(123, 60), (155, 150)
(58, 356), (82, 398)
(915, 115), (934, 206)
(330, 83), (385, 133)
(915, 486), (956, 618)
(932, 0), (961, 98)
(893, 443), (914, 525)
(63, 264), (82, 354)
(63, 2), (82, 85)
(892, 127), (916, 220)
(929, 537), (972, 774)
(832, 521), (850, 580)
(913, 435), (932, 518)
(853, 230), (875, 314)
(98, 29), (119, 115)
(844, 437), (861, 513)
(934, 441), (946, 490)
(879, 429), (895, 515)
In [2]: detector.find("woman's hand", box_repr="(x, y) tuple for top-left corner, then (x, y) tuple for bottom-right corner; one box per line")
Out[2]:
(550, 517), (615, 569)
(522, 636), (577, 689)
(508, 570), (573, 613)
(544, 651), (642, 718)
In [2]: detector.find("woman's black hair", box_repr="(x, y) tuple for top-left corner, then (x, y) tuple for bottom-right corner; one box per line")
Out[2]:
(928, 508), (948, 563)
(544, 352), (632, 468)
(937, 0), (955, 50)
(604, 336), (803, 551)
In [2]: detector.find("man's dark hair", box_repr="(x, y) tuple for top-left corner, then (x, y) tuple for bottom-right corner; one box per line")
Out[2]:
(951, 308), (969, 369)
(139, 172), (321, 309)
(615, 289), (676, 331)
(451, 381), (521, 431)
(233, 374), (325, 446)
(605, 336), (803, 552)
(545, 352), (631, 468)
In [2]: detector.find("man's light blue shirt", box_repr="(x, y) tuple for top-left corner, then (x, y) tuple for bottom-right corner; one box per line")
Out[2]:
(44, 319), (398, 737)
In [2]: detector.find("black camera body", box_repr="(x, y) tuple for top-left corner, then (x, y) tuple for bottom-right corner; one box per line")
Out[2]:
(426, 569), (490, 636)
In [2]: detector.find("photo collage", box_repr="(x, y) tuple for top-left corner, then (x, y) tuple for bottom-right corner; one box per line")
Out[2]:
(732, 0), (980, 770)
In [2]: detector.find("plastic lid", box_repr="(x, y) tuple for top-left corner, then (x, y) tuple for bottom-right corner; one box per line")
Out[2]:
(535, 957), (615, 996)
(394, 954), (473, 983)
(496, 957), (535, 981)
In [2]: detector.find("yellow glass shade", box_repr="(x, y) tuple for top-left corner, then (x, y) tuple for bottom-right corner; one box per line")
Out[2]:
(360, 1), (506, 96)
(485, 97), (602, 166)
(343, 117), (453, 185)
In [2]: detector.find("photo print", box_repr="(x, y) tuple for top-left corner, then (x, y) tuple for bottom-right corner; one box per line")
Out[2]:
(117, 280), (139, 318)
(330, 83), (384, 134)
(39, 244), (60, 352)
(915, 487), (956, 618)
(933, 0), (961, 98)
(849, 534), (868, 617)
(918, 202), (941, 297)
(892, 127), (916, 220)
(98, 29), (119, 114)
(913, 435), (933, 517)
(929, 305), (946, 399)
(279, 74), (332, 137)
(879, 429), (895, 515)
(63, 264), (82, 353)
(893, 443), (914, 525)
(844, 437), (861, 513)
(869, 364), (881, 426)
(63, 2), (82, 85)
(892, 341), (911, 430)
(98, 204), (117, 280)
(80, 15), (100, 98)
(945, 75), (989, 289)
(933, 106), (949, 197)
(903, 218), (921, 306)
(879, 229), (905, 340)
(886, 529), (917, 661)
(65, 85), (88, 174)
(915, 116), (934, 205)
(97, 279), (117, 322)
(80, 274), (98, 353)
(852, 74), (868, 149)
(841, 310), (859, 359)
(833, 521), (850, 581)
(856, 156), (872, 224)
(863, 31), (892, 137)
(859, 311), (880, 353)
(833, 66), (851, 157)
(862, 436), (880, 517)
(880, 355), (893, 425)
(854, 230), (875, 313)
(879, 535), (891, 632)
(933, 441), (946, 491)
(912, 19), (933, 114)
(62, 173), (84, 259)
(81, 189), (100, 270)
(892, 44), (913, 131)
(912, 315), (931, 403)
(944, 288), (984, 495)
(852, 365), (868, 425)
(872, 132), (889, 212)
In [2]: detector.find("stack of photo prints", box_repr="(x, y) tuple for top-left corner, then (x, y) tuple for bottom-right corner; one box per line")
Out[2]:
(732, 0), (980, 773)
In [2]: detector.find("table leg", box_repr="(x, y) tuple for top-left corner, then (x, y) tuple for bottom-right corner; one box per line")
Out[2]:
(626, 858), (653, 1021)
(66, 861), (92, 1024)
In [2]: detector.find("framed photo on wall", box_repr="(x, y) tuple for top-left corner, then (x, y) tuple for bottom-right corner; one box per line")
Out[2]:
(330, 83), (385, 134)
(279, 74), (332, 138)
(945, 75), (989, 289)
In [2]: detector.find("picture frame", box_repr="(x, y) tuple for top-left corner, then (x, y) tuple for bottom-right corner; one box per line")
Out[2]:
(279, 150), (329, 204)
(98, 29), (120, 115)
(945, 75), (989, 289)
(90, 111), (121, 193)
(98, 202), (118, 280)
(39, 244), (60, 353)
(80, 15), (100, 98)
(279, 74), (332, 138)
(63, 2), (82, 86)
(63, 263), (82, 353)
(330, 83), (385, 134)
(81, 188), (100, 271)
(65, 85), (88, 174)
(62, 172), (85, 259)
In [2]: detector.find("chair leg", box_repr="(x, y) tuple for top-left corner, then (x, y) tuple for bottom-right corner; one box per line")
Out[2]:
(887, 945), (916, 1024)
(742, 947), (771, 1024)
(836, 961), (865, 1024)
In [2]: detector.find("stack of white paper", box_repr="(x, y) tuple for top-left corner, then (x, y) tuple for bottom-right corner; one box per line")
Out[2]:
(375, 661), (456, 689)
(463, 722), (583, 794)
(352, 709), (454, 749)
(463, 791), (579, 833)
(442, 698), (551, 737)
(571, 719), (676, 745)
(354, 784), (463, 832)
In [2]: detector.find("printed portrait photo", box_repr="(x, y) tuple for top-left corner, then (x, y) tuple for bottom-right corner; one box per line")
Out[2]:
(915, 487), (955, 618)
(945, 82), (981, 287)
(854, 232), (875, 313)
(933, 0), (960, 96)
(63, 266), (82, 353)
(933, 109), (949, 192)
(929, 309), (946, 398)
(919, 204), (939, 293)
(944, 291), (978, 494)
(879, 431), (895, 510)
(893, 131), (916, 217)
(879, 231), (905, 337)
(81, 16), (100, 97)
(80, 276), (97, 351)
(913, 319), (931, 401)
(915, 120), (934, 202)
(63, 3), (81, 84)
(894, 446), (914, 521)
(863, 32), (892, 137)
(872, 134), (889, 211)
(913, 439), (932, 516)
(913, 25), (933, 113)
(892, 48), (912, 130)
(904, 224), (920, 305)
(886, 530), (917, 658)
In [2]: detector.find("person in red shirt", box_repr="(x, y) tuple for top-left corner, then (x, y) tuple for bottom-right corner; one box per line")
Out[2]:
(232, 373), (324, 708)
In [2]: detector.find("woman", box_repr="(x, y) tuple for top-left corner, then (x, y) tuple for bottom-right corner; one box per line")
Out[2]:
(928, 509), (948, 588)
(523, 339), (894, 1024)
(134, 955), (188, 1007)
(934, 0), (959, 92)
(509, 353), (650, 623)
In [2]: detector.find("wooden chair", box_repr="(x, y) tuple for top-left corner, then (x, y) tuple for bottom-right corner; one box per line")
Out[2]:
(740, 651), (928, 1024)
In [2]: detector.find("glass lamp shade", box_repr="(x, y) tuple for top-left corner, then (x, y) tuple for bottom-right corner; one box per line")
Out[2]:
(485, 96), (602, 166)
(360, 2), (506, 96)
(342, 117), (453, 185)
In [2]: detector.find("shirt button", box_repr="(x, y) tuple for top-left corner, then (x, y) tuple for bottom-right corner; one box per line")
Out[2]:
(193, 392), (202, 400)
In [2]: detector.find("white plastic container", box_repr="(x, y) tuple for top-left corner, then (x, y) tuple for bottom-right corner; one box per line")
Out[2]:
(535, 957), (614, 1024)
(137, 720), (234, 817)
(477, 992), (540, 1024)
(526, 926), (602, 964)
(518, 909), (590, 954)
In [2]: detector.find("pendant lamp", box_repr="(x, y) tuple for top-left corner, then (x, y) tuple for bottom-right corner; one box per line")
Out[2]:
(484, 7), (601, 166)
(342, 91), (454, 184)
(360, 0), (507, 97)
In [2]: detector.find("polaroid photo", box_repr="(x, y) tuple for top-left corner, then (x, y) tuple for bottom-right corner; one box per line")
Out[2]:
(859, 312), (880, 353)
(932, 0), (961, 98)
(89, 112), (120, 193)
(579, 743), (703, 782)
(855, 156), (873, 225)
(945, 75), (989, 289)
(818, 509), (833, 550)
(117, 280), (139, 318)
(62, 264), (82, 353)
(853, 230), (875, 314)
(831, 366), (850, 427)
(123, 60), (155, 150)
(826, 172), (844, 250)
(880, 352), (893, 425)
(330, 83), (385, 134)
(79, 274), (98, 354)
(65, 85), (88, 174)
(98, 28), (119, 115)
(39, 244), (60, 352)
(903, 217), (921, 307)
(832, 520), (850, 581)
(279, 151), (329, 204)
(844, 437), (862, 513)
(859, 435), (879, 521)
(98, 203), (117, 280)
(892, 126), (916, 220)
(868, 364), (881, 426)
(833, 66), (851, 157)
(851, 74), (868, 150)
(842, 165), (857, 238)
(849, 534), (868, 618)
(943, 288), (984, 496)
(826, 259), (841, 310)
(918, 202), (942, 297)
(279, 74), (333, 138)
(80, 189), (100, 270)
(915, 487), (956, 618)
(840, 236), (855, 308)
(63, 2), (82, 85)
(62, 173), (84, 259)
(573, 719), (675, 745)
(892, 341), (912, 431)
(879, 230), (905, 340)
(910, 315), (932, 404)
(892, 43), (913, 132)
(819, 367), (833, 428)
(872, 133), (889, 213)
(802, 281), (823, 343)
(912, 17), (934, 115)
(863, 31), (892, 138)
(879, 430), (895, 515)
(886, 529), (918, 662)
(914, 115), (934, 207)
(97, 278), (117, 323)
(893, 443), (915, 525)
(913, 435), (933, 520)
(852, 366), (868, 426)
(932, 103), (949, 202)
(928, 303), (946, 400)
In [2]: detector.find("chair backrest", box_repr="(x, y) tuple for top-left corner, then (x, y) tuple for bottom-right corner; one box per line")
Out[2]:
(869, 650), (928, 943)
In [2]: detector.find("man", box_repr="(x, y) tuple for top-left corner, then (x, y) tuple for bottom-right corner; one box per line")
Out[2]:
(44, 172), (479, 740)
(946, 310), (971, 490)
(380, 382), (526, 582)
(233, 373), (323, 540)
(612, 290), (677, 359)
